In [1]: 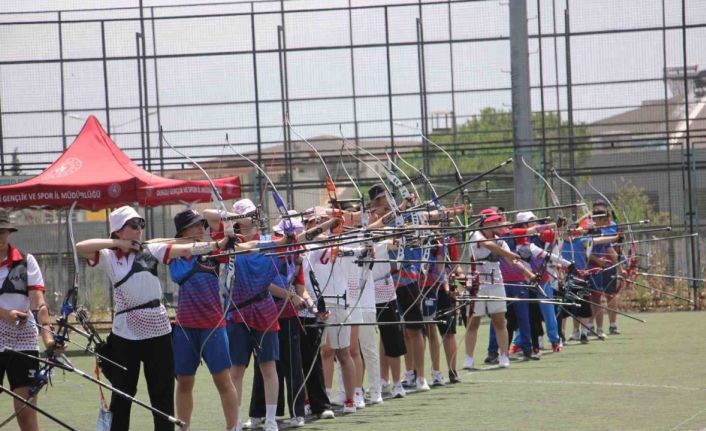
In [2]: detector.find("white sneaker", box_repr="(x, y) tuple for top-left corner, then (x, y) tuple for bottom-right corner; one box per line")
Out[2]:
(392, 382), (406, 398)
(263, 419), (278, 431)
(402, 370), (416, 387)
(342, 401), (356, 414)
(462, 356), (475, 370)
(243, 418), (263, 429)
(318, 409), (335, 419)
(498, 354), (510, 368)
(568, 331), (580, 341)
(329, 390), (345, 406)
(367, 389), (383, 404)
(416, 377), (431, 392)
(353, 388), (366, 409)
(286, 417), (305, 428)
(431, 370), (445, 386)
(380, 379), (392, 395)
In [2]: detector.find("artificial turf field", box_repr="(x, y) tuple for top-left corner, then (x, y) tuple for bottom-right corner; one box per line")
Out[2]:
(3, 311), (705, 431)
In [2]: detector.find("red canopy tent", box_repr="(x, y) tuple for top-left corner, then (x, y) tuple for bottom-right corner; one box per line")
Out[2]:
(0, 116), (240, 210)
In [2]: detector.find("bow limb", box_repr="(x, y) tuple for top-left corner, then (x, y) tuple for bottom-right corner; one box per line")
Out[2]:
(588, 181), (636, 293)
(287, 120), (339, 209)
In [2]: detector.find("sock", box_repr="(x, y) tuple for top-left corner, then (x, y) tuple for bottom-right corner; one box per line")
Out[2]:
(325, 388), (332, 398)
(610, 323), (617, 328)
(265, 405), (277, 422)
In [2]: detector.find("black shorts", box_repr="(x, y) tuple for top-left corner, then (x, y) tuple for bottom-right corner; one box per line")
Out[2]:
(396, 283), (424, 330)
(0, 350), (39, 390)
(436, 289), (457, 335)
(376, 301), (407, 358)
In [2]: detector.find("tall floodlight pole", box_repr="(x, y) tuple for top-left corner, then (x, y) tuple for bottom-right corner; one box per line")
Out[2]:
(510, 0), (536, 210)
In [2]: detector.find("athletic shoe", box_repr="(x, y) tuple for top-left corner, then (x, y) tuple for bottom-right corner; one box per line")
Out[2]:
(263, 419), (278, 431)
(580, 332), (589, 344)
(431, 370), (446, 386)
(522, 350), (540, 361)
(318, 409), (335, 419)
(353, 388), (366, 409)
(368, 389), (383, 405)
(508, 344), (522, 356)
(448, 369), (461, 384)
(596, 329), (607, 340)
(462, 356), (475, 370)
(533, 347), (542, 356)
(609, 326), (620, 335)
(498, 354), (510, 368)
(568, 331), (580, 341)
(243, 417), (263, 429)
(392, 382), (406, 398)
(380, 379), (392, 395)
(416, 377), (431, 392)
(551, 342), (564, 353)
(330, 390), (345, 406)
(484, 352), (499, 365)
(402, 370), (416, 388)
(287, 417), (305, 428)
(342, 401), (356, 414)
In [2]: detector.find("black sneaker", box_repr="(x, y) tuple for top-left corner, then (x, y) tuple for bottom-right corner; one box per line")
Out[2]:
(580, 333), (589, 344)
(522, 350), (540, 361)
(448, 370), (461, 384)
(484, 352), (499, 365)
(609, 326), (620, 335)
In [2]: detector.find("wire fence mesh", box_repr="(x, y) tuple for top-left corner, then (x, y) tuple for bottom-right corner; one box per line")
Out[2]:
(0, 0), (704, 312)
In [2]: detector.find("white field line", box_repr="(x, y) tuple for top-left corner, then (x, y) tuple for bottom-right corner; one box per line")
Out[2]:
(466, 377), (706, 393)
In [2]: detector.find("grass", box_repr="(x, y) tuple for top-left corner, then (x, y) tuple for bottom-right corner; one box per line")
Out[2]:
(3, 311), (706, 431)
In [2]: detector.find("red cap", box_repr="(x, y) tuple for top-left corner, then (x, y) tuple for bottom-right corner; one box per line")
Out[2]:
(479, 208), (503, 224)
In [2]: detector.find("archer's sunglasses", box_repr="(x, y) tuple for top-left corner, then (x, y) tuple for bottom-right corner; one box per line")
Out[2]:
(123, 218), (146, 230)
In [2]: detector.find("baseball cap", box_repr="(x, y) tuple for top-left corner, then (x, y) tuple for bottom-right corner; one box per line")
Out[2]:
(478, 208), (502, 224)
(515, 211), (538, 224)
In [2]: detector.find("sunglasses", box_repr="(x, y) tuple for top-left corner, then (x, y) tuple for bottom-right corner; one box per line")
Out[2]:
(123, 218), (145, 230)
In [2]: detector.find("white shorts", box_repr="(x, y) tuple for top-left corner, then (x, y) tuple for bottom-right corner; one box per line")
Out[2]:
(473, 282), (507, 316)
(323, 307), (352, 349)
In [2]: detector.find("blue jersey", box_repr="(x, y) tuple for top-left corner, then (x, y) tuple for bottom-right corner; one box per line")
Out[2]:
(561, 237), (591, 270)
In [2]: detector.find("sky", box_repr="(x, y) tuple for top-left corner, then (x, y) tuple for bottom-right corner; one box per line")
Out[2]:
(0, 0), (705, 171)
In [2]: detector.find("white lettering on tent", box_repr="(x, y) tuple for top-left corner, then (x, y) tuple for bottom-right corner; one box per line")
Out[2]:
(155, 186), (212, 197)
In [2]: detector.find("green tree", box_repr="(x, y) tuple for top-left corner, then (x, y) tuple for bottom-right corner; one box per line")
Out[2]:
(426, 107), (590, 177)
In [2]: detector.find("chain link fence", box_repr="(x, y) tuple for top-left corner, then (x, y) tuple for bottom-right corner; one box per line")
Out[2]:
(1, 0), (704, 311)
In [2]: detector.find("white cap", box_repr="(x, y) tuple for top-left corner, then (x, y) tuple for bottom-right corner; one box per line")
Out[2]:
(303, 206), (330, 222)
(515, 211), (538, 224)
(273, 210), (305, 235)
(109, 206), (144, 234)
(232, 198), (257, 216)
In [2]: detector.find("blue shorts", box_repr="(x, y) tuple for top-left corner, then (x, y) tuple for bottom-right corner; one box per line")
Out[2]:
(226, 321), (279, 366)
(173, 326), (232, 376)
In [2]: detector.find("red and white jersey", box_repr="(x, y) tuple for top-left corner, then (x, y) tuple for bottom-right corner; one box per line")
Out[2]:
(89, 244), (172, 340)
(0, 246), (45, 352)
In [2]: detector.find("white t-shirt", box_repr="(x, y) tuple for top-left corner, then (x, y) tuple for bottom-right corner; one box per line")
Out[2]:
(90, 244), (172, 340)
(0, 251), (44, 352)
(344, 245), (376, 314)
(371, 242), (395, 304)
(468, 230), (510, 261)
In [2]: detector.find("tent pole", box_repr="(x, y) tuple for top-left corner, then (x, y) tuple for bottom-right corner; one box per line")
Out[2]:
(56, 211), (63, 308)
